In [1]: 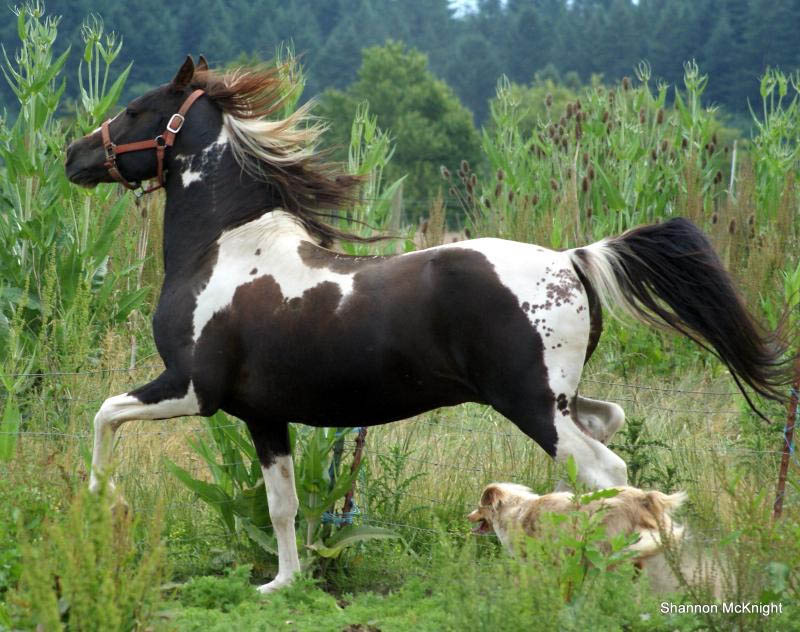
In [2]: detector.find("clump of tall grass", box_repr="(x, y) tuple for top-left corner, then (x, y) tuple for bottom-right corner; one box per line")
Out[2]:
(7, 480), (167, 631)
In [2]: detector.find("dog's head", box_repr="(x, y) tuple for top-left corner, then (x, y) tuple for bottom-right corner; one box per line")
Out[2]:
(467, 482), (537, 535)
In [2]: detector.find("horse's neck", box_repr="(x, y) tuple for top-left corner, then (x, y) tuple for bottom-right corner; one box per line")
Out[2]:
(160, 148), (280, 279)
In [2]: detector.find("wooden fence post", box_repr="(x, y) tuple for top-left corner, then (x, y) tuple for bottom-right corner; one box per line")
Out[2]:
(343, 426), (367, 517)
(774, 355), (800, 519)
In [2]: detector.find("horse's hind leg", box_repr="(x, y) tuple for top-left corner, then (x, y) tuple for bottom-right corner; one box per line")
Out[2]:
(90, 372), (200, 493)
(574, 395), (625, 444)
(488, 375), (627, 489)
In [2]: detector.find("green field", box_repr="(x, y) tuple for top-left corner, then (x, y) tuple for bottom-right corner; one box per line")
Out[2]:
(1, 7), (799, 632)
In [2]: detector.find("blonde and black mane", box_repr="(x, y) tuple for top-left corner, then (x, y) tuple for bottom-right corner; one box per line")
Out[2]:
(189, 64), (376, 245)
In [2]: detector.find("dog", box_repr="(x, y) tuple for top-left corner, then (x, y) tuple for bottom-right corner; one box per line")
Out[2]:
(468, 482), (686, 565)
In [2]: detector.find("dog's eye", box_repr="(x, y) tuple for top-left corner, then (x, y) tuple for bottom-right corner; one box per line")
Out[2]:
(125, 108), (139, 118)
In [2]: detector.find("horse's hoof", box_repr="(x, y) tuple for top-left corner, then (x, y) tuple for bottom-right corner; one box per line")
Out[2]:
(257, 575), (294, 594)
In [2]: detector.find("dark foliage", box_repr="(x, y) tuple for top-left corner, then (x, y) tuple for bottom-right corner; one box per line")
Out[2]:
(1, 1), (798, 125)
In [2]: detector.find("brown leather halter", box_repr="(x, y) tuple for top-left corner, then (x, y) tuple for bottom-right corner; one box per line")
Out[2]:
(101, 89), (205, 195)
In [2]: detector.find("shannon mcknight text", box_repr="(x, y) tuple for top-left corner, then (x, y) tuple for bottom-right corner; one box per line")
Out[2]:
(660, 602), (782, 617)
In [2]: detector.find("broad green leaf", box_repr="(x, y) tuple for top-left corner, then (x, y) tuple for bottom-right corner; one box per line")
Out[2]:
(240, 518), (277, 555)
(0, 397), (21, 461)
(95, 63), (131, 120)
(112, 287), (150, 323)
(309, 525), (399, 558)
(165, 460), (235, 533)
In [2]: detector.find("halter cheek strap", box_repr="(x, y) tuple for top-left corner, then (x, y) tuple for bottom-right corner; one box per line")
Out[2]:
(101, 89), (205, 195)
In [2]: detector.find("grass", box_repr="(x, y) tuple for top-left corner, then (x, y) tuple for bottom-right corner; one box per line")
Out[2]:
(1, 7), (799, 630)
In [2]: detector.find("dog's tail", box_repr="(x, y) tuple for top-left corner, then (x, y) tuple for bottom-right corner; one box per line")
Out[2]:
(568, 218), (792, 418)
(627, 490), (687, 559)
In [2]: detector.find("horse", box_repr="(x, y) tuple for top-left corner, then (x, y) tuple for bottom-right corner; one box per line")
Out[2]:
(64, 56), (790, 593)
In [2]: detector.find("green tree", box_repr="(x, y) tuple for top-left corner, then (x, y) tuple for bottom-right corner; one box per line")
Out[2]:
(318, 41), (481, 223)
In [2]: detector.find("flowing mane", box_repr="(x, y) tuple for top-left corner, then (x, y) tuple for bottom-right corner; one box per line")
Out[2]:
(191, 64), (376, 245)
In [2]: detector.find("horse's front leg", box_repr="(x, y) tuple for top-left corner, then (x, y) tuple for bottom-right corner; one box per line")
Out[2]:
(90, 372), (200, 493)
(248, 423), (301, 593)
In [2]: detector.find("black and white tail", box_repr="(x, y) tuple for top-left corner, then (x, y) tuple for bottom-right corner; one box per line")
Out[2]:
(569, 218), (791, 408)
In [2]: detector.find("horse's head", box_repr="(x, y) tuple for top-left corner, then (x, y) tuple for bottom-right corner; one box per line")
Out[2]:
(65, 55), (211, 191)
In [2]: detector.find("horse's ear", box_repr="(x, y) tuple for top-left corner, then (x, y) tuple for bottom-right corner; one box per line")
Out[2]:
(170, 55), (195, 91)
(197, 55), (209, 72)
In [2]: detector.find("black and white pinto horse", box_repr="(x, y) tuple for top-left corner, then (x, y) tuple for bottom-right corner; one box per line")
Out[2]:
(65, 57), (789, 592)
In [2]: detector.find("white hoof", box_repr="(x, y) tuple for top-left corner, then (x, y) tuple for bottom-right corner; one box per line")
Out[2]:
(257, 574), (295, 594)
(89, 475), (117, 495)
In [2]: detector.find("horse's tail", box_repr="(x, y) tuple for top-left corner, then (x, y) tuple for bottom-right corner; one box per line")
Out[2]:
(568, 217), (791, 408)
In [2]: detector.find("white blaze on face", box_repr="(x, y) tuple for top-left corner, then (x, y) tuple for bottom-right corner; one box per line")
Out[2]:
(177, 126), (230, 188)
(192, 211), (355, 343)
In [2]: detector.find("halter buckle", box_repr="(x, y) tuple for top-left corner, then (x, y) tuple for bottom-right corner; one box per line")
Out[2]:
(166, 113), (185, 134)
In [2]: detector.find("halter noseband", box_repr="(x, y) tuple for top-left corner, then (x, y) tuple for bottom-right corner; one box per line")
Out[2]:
(101, 89), (205, 195)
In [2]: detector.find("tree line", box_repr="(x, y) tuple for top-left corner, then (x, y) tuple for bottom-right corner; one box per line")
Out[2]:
(1, 0), (797, 125)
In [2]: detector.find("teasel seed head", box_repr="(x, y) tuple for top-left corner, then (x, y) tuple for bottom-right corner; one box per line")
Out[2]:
(588, 165), (595, 180)
(460, 159), (470, 173)
(581, 175), (590, 193)
(639, 107), (646, 124)
(440, 165), (451, 181)
(482, 196), (491, 208)
(728, 218), (736, 234)
(748, 214), (755, 227)
(661, 139), (669, 153)
(651, 148), (658, 161)
(714, 170), (723, 184)
(681, 137), (688, 150)
(622, 76), (631, 91)
(566, 103), (574, 118)
(602, 110), (610, 123)
(470, 173), (477, 189)
(656, 108), (664, 125)
(582, 152), (589, 166)
(586, 205), (593, 219)
(711, 212), (718, 224)
(575, 121), (582, 141)
(545, 93), (553, 108)
(494, 182), (503, 198)
(497, 168), (505, 181)
(531, 194), (539, 206)
(508, 189), (515, 204)
(550, 178), (559, 191)
(575, 98), (582, 110)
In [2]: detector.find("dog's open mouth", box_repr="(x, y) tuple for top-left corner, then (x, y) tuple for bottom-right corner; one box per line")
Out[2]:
(472, 519), (492, 535)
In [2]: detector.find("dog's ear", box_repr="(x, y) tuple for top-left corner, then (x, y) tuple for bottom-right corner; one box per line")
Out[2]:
(197, 55), (209, 72)
(643, 490), (687, 517)
(480, 484), (505, 508)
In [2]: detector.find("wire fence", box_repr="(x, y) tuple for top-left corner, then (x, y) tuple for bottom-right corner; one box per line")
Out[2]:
(1, 358), (798, 552)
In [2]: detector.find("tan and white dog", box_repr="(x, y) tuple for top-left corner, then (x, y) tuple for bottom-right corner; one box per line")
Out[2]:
(468, 482), (686, 565)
